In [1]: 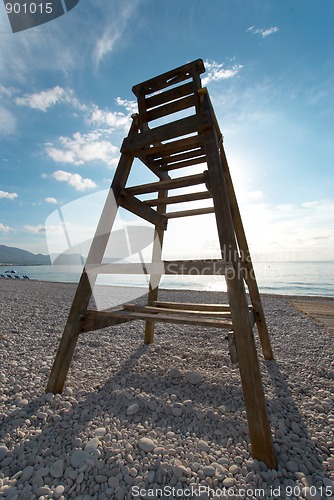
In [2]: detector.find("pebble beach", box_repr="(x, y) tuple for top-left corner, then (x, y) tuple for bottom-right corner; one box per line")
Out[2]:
(0, 280), (333, 500)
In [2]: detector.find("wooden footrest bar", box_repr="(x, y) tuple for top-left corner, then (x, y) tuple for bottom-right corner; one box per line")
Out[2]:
(80, 306), (234, 333)
(164, 206), (215, 218)
(80, 301), (255, 334)
(125, 172), (207, 196)
(144, 190), (212, 207)
(121, 112), (211, 154)
(124, 304), (232, 318)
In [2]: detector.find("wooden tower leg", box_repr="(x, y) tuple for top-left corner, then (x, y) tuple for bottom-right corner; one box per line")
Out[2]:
(203, 127), (277, 469)
(47, 147), (136, 393)
(144, 189), (168, 344)
(219, 144), (274, 360)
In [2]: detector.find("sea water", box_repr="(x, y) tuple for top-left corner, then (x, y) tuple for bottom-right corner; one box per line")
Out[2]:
(1, 261), (333, 297)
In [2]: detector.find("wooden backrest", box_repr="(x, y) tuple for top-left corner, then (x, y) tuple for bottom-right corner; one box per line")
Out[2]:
(132, 59), (205, 131)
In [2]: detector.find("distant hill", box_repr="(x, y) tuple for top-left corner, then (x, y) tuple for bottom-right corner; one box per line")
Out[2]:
(0, 245), (51, 266)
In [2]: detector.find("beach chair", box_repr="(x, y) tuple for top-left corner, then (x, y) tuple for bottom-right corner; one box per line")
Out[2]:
(47, 59), (276, 468)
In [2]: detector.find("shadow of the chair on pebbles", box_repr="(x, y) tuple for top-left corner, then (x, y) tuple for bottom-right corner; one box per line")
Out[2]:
(265, 360), (332, 496)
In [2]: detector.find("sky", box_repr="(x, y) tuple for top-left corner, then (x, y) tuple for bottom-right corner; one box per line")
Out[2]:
(0, 0), (333, 262)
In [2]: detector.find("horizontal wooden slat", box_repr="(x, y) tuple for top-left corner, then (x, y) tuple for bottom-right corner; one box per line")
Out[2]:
(153, 301), (239, 312)
(144, 136), (203, 160)
(147, 95), (196, 122)
(126, 172), (206, 195)
(119, 190), (168, 230)
(159, 148), (205, 165)
(96, 309), (233, 329)
(124, 304), (232, 318)
(160, 155), (206, 172)
(132, 59), (205, 96)
(164, 207), (215, 218)
(144, 190), (212, 206)
(121, 112), (210, 154)
(145, 81), (194, 109)
(85, 259), (227, 276)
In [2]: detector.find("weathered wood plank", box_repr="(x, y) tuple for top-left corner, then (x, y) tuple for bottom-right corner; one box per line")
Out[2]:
(158, 147), (205, 165)
(118, 190), (168, 229)
(147, 95), (196, 122)
(143, 136), (203, 160)
(124, 304), (233, 318)
(126, 172), (206, 195)
(145, 81), (194, 109)
(132, 59), (204, 96)
(153, 300), (252, 312)
(164, 207), (215, 218)
(98, 309), (233, 329)
(144, 190), (212, 206)
(121, 112), (210, 154)
(160, 155), (207, 172)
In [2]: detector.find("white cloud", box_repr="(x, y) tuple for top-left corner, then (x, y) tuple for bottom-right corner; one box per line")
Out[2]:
(23, 224), (45, 234)
(15, 86), (84, 112)
(51, 170), (97, 191)
(0, 223), (14, 233)
(246, 26), (279, 38)
(45, 197), (58, 204)
(202, 60), (243, 86)
(0, 190), (18, 200)
(46, 131), (119, 168)
(89, 105), (130, 130)
(115, 97), (138, 115)
(92, 2), (139, 66)
(0, 107), (16, 135)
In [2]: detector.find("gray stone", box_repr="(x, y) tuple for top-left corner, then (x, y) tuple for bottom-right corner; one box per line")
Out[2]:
(20, 466), (34, 482)
(198, 440), (210, 452)
(186, 371), (203, 385)
(50, 459), (64, 478)
(223, 477), (235, 487)
(286, 460), (299, 473)
(85, 437), (100, 453)
(202, 465), (215, 477)
(0, 445), (8, 461)
(138, 437), (155, 453)
(127, 404), (139, 416)
(70, 450), (89, 468)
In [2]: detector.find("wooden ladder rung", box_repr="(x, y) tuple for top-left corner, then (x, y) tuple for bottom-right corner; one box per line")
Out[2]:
(159, 147), (205, 165)
(145, 81), (195, 109)
(160, 155), (207, 172)
(124, 304), (232, 318)
(146, 95), (196, 122)
(144, 136), (204, 160)
(121, 112), (211, 154)
(119, 190), (167, 229)
(153, 301), (233, 311)
(164, 207), (215, 218)
(126, 172), (207, 196)
(103, 308), (233, 329)
(144, 190), (212, 206)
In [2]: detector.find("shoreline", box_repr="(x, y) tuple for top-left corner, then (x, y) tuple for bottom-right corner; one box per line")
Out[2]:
(1, 277), (333, 301)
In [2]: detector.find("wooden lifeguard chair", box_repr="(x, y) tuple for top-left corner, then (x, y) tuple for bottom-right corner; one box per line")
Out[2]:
(47, 59), (276, 468)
